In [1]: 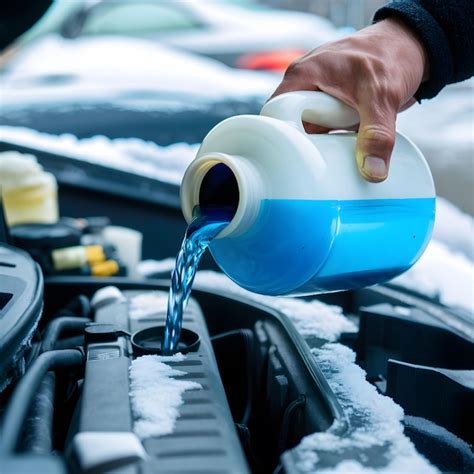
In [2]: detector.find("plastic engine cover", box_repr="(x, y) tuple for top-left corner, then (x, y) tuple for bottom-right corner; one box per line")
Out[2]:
(69, 289), (249, 474)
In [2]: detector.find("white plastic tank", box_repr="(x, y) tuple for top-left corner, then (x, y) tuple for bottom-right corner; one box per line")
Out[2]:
(181, 91), (436, 295)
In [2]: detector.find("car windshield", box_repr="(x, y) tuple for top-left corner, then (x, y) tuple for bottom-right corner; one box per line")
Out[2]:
(81, 3), (202, 35)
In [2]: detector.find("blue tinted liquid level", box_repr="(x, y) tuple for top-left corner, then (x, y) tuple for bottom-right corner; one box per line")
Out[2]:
(163, 208), (232, 354)
(210, 198), (435, 296)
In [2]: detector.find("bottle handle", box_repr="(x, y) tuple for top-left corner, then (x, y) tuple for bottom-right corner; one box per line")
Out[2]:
(261, 90), (359, 131)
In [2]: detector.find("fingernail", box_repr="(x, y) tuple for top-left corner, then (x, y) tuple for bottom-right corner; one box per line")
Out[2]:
(362, 156), (387, 180)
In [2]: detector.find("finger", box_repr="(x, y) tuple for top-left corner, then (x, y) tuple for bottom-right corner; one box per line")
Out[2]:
(355, 104), (397, 183)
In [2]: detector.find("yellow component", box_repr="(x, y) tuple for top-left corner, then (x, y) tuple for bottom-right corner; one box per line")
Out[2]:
(52, 246), (86, 271)
(85, 245), (106, 264)
(91, 260), (119, 277)
(0, 152), (59, 226)
(2, 183), (58, 226)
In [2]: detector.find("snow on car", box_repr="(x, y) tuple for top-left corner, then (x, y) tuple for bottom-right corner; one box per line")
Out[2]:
(0, 35), (278, 108)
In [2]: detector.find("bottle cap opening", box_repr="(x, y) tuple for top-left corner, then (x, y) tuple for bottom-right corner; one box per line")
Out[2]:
(199, 163), (239, 218)
(180, 152), (263, 239)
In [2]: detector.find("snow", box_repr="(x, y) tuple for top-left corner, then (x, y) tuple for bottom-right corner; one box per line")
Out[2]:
(1, 35), (277, 109)
(129, 354), (201, 439)
(129, 292), (169, 320)
(289, 343), (437, 473)
(194, 270), (356, 342)
(393, 240), (474, 315)
(137, 258), (176, 278)
(0, 126), (198, 185)
(433, 197), (474, 260)
(90, 285), (126, 309)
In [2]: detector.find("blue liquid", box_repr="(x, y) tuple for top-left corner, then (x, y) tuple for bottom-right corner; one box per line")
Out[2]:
(164, 196), (435, 350)
(210, 198), (435, 296)
(163, 208), (232, 354)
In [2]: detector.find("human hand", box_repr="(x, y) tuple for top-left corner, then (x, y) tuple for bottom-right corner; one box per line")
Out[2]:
(270, 18), (428, 182)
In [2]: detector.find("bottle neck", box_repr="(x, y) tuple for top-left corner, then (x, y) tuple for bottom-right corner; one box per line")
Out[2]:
(181, 152), (263, 238)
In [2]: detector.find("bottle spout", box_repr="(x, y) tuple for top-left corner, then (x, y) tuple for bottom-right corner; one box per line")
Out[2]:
(180, 152), (263, 239)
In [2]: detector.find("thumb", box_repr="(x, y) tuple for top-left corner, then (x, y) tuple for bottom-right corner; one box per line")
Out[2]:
(355, 105), (397, 183)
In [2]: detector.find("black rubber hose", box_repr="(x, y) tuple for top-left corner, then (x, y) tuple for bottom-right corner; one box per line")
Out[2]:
(21, 372), (55, 454)
(41, 317), (90, 353)
(55, 294), (91, 319)
(54, 335), (85, 350)
(0, 349), (84, 454)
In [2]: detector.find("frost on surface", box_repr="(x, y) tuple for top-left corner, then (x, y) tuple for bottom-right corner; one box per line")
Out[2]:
(286, 343), (437, 473)
(194, 270), (356, 342)
(0, 126), (198, 185)
(129, 354), (201, 439)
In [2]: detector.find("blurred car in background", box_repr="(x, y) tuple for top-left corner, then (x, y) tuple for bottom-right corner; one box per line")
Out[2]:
(0, 34), (278, 142)
(14, 0), (347, 72)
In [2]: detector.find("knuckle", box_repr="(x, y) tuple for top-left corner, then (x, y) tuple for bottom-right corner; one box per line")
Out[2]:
(361, 124), (395, 149)
(284, 59), (305, 77)
(354, 54), (373, 74)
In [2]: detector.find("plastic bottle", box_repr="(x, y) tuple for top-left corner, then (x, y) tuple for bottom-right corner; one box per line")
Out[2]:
(180, 91), (436, 296)
(0, 152), (58, 226)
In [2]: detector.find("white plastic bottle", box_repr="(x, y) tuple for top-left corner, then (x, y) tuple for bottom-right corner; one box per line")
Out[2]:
(0, 152), (59, 226)
(181, 91), (436, 296)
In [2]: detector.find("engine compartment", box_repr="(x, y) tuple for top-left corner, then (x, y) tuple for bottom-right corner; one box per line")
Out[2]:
(0, 244), (473, 473)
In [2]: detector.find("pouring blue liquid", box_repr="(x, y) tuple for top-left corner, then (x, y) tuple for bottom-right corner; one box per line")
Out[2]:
(162, 206), (232, 354)
(164, 162), (434, 352)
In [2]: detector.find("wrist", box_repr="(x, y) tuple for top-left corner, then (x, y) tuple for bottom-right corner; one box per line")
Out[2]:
(379, 18), (430, 83)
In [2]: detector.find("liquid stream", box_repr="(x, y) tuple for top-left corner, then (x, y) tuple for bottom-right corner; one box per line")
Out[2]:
(162, 207), (231, 354)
